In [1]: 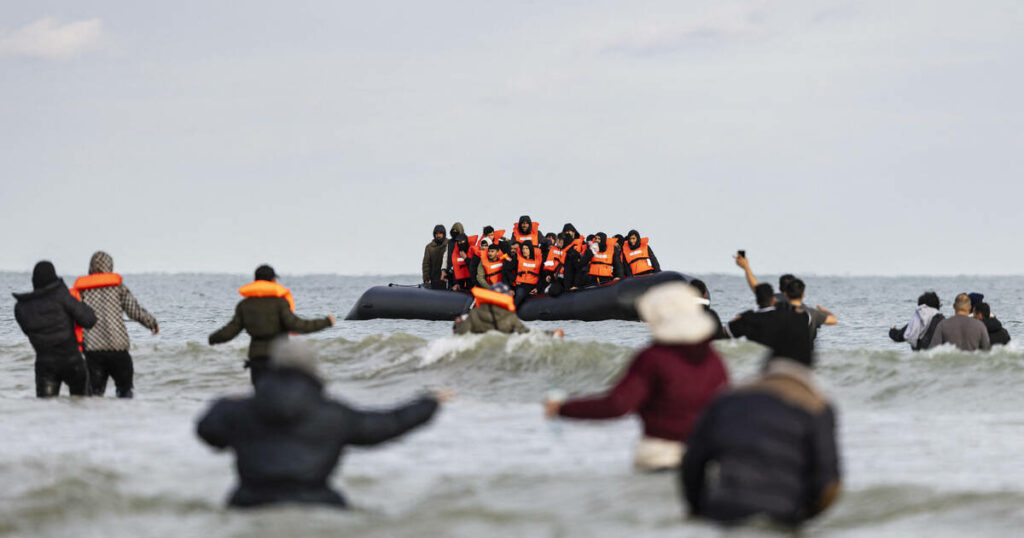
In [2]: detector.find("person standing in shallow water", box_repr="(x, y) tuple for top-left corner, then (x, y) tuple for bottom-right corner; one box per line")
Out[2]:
(208, 265), (335, 385)
(73, 251), (159, 398)
(544, 282), (727, 471)
(13, 261), (97, 397)
(927, 293), (990, 351)
(196, 340), (448, 508)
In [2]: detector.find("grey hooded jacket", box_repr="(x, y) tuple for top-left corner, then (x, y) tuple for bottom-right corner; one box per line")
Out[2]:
(79, 251), (158, 351)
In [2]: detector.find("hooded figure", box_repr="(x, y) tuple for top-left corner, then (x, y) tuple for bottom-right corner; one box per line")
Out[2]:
(623, 229), (661, 277)
(73, 251), (159, 398)
(444, 222), (467, 284)
(14, 261), (97, 397)
(197, 340), (442, 509)
(548, 283), (728, 471)
(422, 224), (449, 289)
(889, 292), (945, 351)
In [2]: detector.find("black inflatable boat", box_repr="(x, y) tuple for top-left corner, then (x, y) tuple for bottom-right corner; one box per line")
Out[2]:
(345, 271), (692, 322)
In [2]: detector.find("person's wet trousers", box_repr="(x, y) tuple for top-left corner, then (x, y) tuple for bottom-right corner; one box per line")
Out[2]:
(35, 354), (89, 397)
(86, 350), (135, 398)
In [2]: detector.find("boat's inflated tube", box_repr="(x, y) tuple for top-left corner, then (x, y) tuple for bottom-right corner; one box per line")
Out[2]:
(345, 284), (474, 321)
(345, 272), (692, 322)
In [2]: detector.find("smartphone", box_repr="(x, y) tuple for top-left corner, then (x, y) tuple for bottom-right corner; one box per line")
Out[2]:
(737, 250), (746, 258)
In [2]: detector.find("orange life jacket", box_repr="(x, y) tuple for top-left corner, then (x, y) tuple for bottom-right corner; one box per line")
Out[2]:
(569, 236), (586, 254)
(451, 243), (472, 280)
(472, 287), (516, 312)
(482, 258), (506, 285)
(69, 273), (124, 350)
(515, 251), (541, 286)
(512, 221), (539, 246)
(543, 246), (567, 276)
(238, 281), (295, 312)
(623, 238), (655, 275)
(588, 238), (619, 278)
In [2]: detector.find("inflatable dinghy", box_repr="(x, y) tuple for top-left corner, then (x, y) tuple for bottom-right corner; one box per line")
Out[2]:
(345, 271), (692, 322)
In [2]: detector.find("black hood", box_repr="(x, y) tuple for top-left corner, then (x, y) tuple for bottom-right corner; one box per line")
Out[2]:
(626, 229), (641, 248)
(252, 369), (324, 425)
(32, 261), (59, 290)
(518, 215), (532, 233)
(561, 223), (580, 237)
(595, 232), (608, 251)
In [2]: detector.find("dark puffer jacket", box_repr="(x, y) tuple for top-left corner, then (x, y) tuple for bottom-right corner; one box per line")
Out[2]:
(196, 369), (439, 507)
(208, 297), (332, 359)
(981, 317), (1011, 346)
(79, 251), (158, 351)
(14, 280), (97, 358)
(682, 359), (841, 527)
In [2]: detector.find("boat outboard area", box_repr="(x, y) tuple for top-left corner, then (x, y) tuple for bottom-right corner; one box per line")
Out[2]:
(345, 271), (692, 321)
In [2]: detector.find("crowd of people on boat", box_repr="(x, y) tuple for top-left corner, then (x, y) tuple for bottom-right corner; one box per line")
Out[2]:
(422, 216), (661, 307)
(6, 243), (1014, 530)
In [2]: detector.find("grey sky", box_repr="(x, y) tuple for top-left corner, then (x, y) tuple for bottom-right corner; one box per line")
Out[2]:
(2, 1), (1022, 276)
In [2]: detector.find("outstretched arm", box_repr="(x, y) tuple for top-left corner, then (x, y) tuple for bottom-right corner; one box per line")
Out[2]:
(280, 301), (333, 334)
(343, 396), (440, 446)
(121, 286), (159, 332)
(209, 304), (244, 345)
(816, 305), (838, 325)
(558, 360), (649, 419)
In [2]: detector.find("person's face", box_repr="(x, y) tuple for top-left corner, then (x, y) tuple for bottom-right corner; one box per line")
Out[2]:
(434, 232), (445, 241)
(628, 234), (639, 247)
(520, 222), (530, 233)
(520, 244), (529, 257)
(488, 249), (499, 261)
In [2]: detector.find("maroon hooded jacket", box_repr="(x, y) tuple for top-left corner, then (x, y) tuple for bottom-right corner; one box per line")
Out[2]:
(558, 342), (728, 441)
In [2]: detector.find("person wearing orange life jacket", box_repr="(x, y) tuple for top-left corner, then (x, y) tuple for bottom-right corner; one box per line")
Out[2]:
(442, 222), (466, 289)
(541, 233), (572, 297)
(448, 234), (475, 291)
(579, 232), (624, 287)
(475, 243), (511, 289)
(73, 251), (159, 398)
(512, 241), (543, 308)
(622, 229), (661, 278)
(453, 283), (564, 337)
(209, 265), (335, 386)
(511, 215), (541, 248)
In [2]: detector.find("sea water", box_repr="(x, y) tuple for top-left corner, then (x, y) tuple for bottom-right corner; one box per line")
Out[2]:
(2, 272), (1023, 537)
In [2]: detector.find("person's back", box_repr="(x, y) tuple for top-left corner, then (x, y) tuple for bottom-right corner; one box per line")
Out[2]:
(455, 303), (530, 335)
(13, 261), (97, 397)
(682, 358), (840, 526)
(974, 303), (1011, 347)
(558, 342), (727, 441)
(196, 342), (441, 508)
(930, 315), (990, 351)
(75, 251), (159, 397)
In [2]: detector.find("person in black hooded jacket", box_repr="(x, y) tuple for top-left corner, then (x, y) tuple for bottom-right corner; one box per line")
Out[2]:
(422, 224), (448, 289)
(974, 303), (1011, 346)
(197, 341), (445, 508)
(13, 261), (98, 397)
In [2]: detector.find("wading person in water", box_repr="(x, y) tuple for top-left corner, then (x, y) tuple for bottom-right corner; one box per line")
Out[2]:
(72, 251), (159, 398)
(13, 261), (97, 397)
(544, 282), (727, 471)
(453, 283), (564, 337)
(208, 265), (334, 385)
(197, 340), (448, 508)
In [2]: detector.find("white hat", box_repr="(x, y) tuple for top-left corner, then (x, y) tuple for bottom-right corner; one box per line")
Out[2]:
(269, 339), (323, 383)
(636, 282), (717, 344)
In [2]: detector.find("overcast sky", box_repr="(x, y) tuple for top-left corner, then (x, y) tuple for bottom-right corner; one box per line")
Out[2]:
(2, 1), (1022, 277)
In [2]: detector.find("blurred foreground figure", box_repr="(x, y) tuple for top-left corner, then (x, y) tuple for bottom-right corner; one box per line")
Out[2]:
(682, 315), (841, 527)
(13, 261), (97, 397)
(545, 282), (727, 471)
(73, 251), (159, 398)
(196, 340), (445, 508)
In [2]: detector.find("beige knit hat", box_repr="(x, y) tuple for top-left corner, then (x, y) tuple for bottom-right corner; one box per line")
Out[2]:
(637, 282), (717, 344)
(269, 339), (323, 383)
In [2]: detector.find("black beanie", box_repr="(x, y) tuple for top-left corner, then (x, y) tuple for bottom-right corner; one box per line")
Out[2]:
(433, 224), (446, 236)
(32, 261), (59, 290)
(255, 264), (276, 281)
